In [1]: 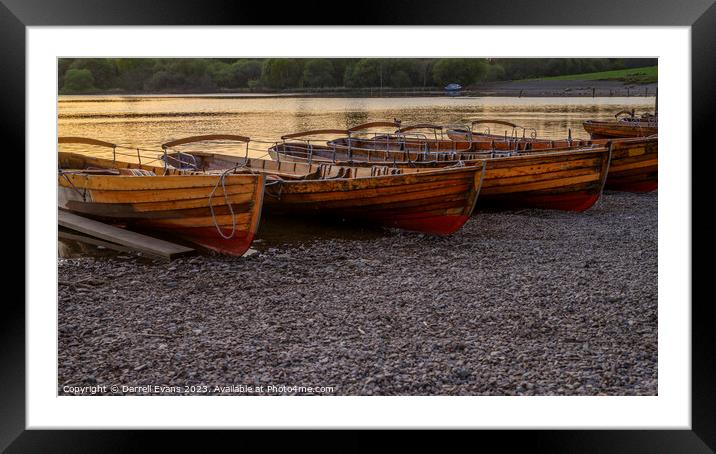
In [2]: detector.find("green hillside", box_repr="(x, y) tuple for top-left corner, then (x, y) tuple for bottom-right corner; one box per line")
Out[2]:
(529, 66), (657, 84)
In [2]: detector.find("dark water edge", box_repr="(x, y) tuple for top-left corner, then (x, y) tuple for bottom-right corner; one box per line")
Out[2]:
(58, 215), (387, 261)
(59, 80), (657, 100)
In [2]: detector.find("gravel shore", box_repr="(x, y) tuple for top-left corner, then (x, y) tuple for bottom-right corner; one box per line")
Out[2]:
(58, 191), (657, 396)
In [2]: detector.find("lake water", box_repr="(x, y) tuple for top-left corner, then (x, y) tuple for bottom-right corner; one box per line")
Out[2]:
(58, 95), (656, 160)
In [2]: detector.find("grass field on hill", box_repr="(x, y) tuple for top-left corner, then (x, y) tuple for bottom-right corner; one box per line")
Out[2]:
(528, 66), (657, 84)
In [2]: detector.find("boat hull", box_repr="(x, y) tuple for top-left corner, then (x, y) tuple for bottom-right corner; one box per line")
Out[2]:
(261, 165), (485, 235)
(602, 138), (658, 192)
(269, 147), (610, 212)
(166, 226), (254, 256)
(57, 168), (265, 256)
(516, 137), (657, 193)
(583, 120), (657, 139)
(476, 149), (610, 212)
(443, 132), (658, 194)
(155, 150), (485, 235)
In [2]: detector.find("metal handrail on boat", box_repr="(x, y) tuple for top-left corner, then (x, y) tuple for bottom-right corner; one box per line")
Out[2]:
(341, 131), (458, 156)
(469, 119), (519, 128)
(397, 124), (443, 133)
(458, 119), (526, 143)
(161, 134), (251, 148)
(614, 109), (636, 120)
(396, 124), (444, 141)
(347, 120), (401, 133)
(280, 129), (348, 140)
(59, 136), (120, 164)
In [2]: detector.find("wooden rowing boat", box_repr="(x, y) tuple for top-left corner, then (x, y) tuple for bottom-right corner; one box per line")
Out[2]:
(262, 162), (484, 234)
(58, 136), (265, 256)
(270, 122), (479, 163)
(599, 136), (657, 192)
(278, 124), (615, 211)
(340, 121), (476, 156)
(275, 119), (655, 196)
(583, 120), (657, 139)
(268, 123), (613, 211)
(194, 145), (611, 212)
(583, 111), (658, 139)
(268, 137), (491, 164)
(454, 119), (658, 193)
(202, 133), (611, 212)
(447, 119), (527, 143)
(516, 137), (657, 192)
(269, 123), (492, 164)
(160, 135), (486, 235)
(443, 119), (657, 193)
(446, 120), (590, 150)
(273, 122), (589, 165)
(475, 147), (611, 211)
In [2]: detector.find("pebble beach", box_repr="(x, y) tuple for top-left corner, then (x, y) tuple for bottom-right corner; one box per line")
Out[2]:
(58, 190), (657, 396)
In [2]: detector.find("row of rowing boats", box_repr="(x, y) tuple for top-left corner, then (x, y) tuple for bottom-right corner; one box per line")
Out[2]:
(58, 114), (657, 256)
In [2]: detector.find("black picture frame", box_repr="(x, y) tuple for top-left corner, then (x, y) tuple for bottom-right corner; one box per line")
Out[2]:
(5, 0), (713, 449)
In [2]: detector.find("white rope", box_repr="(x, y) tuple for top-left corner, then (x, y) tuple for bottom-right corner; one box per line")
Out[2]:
(208, 168), (239, 240)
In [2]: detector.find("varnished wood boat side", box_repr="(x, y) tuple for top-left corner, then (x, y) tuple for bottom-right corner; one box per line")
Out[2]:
(58, 152), (265, 255)
(602, 138), (658, 192)
(261, 164), (486, 235)
(252, 144), (609, 212)
(281, 146), (610, 211)
(434, 133), (658, 194)
(583, 120), (657, 139)
(163, 149), (486, 234)
(62, 148), (483, 236)
(475, 148), (610, 211)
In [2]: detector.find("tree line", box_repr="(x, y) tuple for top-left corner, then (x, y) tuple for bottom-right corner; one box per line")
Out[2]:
(58, 58), (656, 94)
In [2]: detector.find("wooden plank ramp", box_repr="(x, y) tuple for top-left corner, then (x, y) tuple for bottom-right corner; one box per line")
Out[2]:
(58, 210), (195, 260)
(59, 229), (136, 254)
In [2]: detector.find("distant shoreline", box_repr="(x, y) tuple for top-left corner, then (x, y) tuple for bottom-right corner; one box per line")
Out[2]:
(59, 80), (657, 100)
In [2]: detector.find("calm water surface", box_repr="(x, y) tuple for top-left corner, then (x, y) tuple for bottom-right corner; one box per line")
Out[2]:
(58, 95), (655, 159)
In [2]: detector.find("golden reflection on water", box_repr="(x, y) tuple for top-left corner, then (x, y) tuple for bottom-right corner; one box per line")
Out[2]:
(58, 95), (656, 160)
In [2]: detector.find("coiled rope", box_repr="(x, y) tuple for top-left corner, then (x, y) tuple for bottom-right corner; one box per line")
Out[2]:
(208, 167), (239, 240)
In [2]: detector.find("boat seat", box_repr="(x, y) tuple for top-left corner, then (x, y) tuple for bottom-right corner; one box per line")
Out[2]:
(117, 168), (156, 176)
(321, 167), (353, 180)
(75, 167), (120, 175)
(66, 167), (156, 176)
